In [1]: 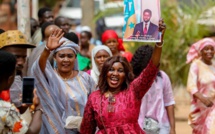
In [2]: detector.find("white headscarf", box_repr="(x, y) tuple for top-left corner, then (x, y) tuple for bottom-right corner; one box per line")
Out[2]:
(91, 45), (112, 84)
(54, 37), (80, 70)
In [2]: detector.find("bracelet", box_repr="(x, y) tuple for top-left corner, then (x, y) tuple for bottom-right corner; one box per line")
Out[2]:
(45, 44), (51, 51)
(32, 108), (44, 114)
(155, 41), (164, 48)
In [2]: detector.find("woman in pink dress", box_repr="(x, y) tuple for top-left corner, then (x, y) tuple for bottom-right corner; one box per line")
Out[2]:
(80, 20), (166, 134)
(186, 38), (215, 134)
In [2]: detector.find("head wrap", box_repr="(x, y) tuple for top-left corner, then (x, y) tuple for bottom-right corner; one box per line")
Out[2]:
(81, 26), (91, 32)
(54, 37), (79, 54)
(101, 30), (125, 51)
(186, 38), (215, 64)
(118, 38), (125, 51)
(54, 37), (80, 70)
(91, 45), (112, 84)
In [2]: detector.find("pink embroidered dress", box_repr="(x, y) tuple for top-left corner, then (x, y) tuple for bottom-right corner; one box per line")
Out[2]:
(187, 59), (215, 134)
(80, 61), (158, 134)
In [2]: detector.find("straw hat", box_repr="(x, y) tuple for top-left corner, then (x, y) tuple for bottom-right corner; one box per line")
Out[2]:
(0, 30), (35, 49)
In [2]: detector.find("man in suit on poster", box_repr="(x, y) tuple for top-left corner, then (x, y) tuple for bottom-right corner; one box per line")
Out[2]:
(132, 9), (159, 40)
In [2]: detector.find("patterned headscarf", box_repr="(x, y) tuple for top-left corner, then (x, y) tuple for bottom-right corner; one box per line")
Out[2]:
(101, 30), (125, 51)
(186, 38), (215, 64)
(54, 37), (80, 70)
(54, 37), (79, 54)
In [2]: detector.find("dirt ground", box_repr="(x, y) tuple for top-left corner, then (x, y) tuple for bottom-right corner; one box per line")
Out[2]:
(176, 121), (192, 134)
(174, 86), (192, 134)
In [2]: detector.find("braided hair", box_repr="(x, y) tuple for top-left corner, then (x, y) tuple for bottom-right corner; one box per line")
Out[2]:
(131, 45), (161, 78)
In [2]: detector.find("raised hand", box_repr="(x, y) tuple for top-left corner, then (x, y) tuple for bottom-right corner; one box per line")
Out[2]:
(157, 19), (166, 45)
(159, 19), (166, 32)
(46, 29), (65, 51)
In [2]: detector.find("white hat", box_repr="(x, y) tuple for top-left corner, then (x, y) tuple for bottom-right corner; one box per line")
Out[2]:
(81, 26), (91, 32)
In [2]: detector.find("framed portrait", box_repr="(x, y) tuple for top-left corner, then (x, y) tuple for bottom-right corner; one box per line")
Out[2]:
(123, 0), (161, 42)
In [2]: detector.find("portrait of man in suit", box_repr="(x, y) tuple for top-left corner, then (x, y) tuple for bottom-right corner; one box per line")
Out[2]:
(132, 9), (159, 40)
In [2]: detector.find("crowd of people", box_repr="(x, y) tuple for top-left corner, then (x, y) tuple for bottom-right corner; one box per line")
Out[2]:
(1, 2), (215, 134)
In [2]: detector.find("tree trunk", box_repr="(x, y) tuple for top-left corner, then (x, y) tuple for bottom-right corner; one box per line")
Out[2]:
(17, 0), (31, 42)
(31, 0), (39, 20)
(80, 0), (95, 37)
(17, 0), (31, 77)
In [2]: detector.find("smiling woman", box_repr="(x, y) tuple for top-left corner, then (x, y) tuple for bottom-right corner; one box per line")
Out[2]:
(31, 29), (96, 133)
(54, 48), (76, 79)
(99, 56), (132, 94)
(107, 62), (125, 91)
(186, 38), (215, 134)
(80, 19), (166, 134)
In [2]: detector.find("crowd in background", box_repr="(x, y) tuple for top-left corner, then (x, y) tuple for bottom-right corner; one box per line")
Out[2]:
(2, 1), (215, 134)
(0, 1), (177, 133)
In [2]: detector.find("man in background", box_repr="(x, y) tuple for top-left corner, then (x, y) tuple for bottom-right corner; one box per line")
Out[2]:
(0, 30), (35, 112)
(0, 2), (17, 30)
(132, 9), (159, 40)
(30, 18), (39, 37)
(54, 16), (71, 33)
(32, 7), (54, 46)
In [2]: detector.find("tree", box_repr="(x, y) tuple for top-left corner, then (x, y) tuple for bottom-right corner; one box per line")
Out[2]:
(80, 0), (95, 36)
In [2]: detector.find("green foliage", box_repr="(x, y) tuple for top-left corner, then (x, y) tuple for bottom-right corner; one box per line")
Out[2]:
(159, 0), (214, 86)
(94, 7), (123, 23)
(125, 0), (215, 87)
(39, 0), (57, 8)
(95, 0), (215, 87)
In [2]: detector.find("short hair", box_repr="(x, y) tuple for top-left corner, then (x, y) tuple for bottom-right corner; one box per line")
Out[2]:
(54, 16), (65, 26)
(98, 56), (134, 94)
(143, 9), (152, 16)
(38, 7), (52, 19)
(81, 31), (92, 39)
(41, 22), (54, 40)
(0, 29), (5, 34)
(0, 50), (16, 82)
(131, 45), (161, 78)
(64, 32), (79, 44)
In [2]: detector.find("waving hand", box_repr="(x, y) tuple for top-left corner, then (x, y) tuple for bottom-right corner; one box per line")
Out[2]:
(46, 29), (65, 51)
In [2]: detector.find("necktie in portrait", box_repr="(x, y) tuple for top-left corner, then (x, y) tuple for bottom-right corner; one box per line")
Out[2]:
(144, 23), (147, 35)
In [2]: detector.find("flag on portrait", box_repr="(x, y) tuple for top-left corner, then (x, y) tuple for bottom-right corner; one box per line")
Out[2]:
(123, 0), (136, 39)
